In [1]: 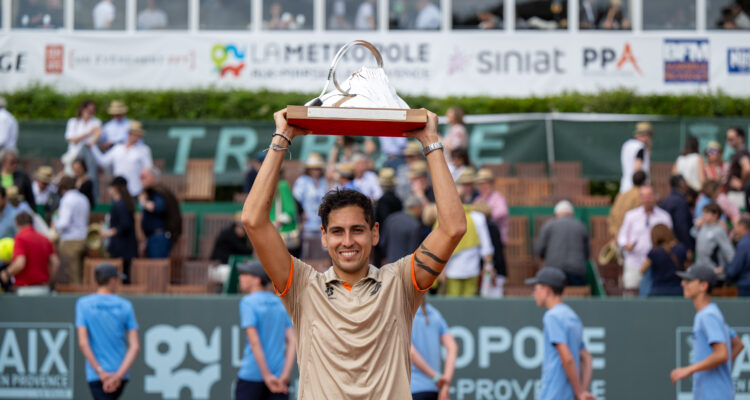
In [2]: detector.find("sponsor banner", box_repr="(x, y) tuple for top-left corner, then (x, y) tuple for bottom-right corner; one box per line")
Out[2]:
(1, 33), (749, 96)
(1, 297), (750, 400)
(17, 115), (750, 183)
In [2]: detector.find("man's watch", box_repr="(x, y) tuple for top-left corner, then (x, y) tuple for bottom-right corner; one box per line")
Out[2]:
(422, 142), (444, 157)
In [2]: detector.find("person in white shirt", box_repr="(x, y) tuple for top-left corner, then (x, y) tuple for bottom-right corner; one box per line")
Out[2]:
(355, 0), (376, 29)
(89, 120), (154, 197)
(415, 0), (441, 30)
(54, 176), (91, 284)
(0, 97), (18, 151)
(617, 185), (672, 295)
(62, 100), (101, 178)
(92, 0), (115, 29)
(100, 100), (130, 151)
(352, 153), (383, 201)
(619, 121), (652, 193)
(137, 0), (168, 30)
(32, 166), (57, 207)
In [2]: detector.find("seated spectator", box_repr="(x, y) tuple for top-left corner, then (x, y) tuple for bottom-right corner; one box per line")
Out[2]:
(695, 203), (734, 269)
(380, 195), (424, 265)
(415, 0), (441, 29)
(0, 212), (58, 296)
(0, 187), (18, 239)
(607, 171), (646, 239)
(659, 175), (695, 251)
(32, 166), (57, 208)
(641, 224), (685, 296)
(93, 0), (116, 29)
(99, 100), (130, 150)
(717, 215), (750, 296)
(54, 176), (90, 284)
(695, 180), (740, 227)
(137, 0), (168, 29)
(352, 154), (382, 201)
(0, 148), (36, 212)
(90, 120), (153, 197)
(72, 159), (95, 209)
(139, 167), (181, 258)
(535, 200), (589, 286)
(355, 0), (377, 29)
(101, 177), (137, 282)
(474, 168), (509, 244)
(210, 212), (253, 264)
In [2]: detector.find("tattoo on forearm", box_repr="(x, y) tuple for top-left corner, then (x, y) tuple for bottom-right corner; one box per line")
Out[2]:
(414, 254), (440, 276)
(419, 244), (448, 264)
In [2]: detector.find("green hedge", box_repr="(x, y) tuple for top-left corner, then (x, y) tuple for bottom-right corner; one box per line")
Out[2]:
(5, 85), (750, 121)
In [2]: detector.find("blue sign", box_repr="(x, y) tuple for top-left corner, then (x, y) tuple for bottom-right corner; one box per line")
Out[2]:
(728, 48), (750, 74)
(663, 39), (709, 83)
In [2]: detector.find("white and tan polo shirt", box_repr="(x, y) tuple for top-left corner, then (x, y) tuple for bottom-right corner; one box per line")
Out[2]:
(276, 253), (427, 399)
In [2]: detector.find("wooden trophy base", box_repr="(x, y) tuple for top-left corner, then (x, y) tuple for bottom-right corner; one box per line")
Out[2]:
(286, 106), (427, 137)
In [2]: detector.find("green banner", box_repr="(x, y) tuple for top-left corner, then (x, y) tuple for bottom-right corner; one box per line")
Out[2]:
(1, 296), (750, 400)
(17, 116), (750, 184)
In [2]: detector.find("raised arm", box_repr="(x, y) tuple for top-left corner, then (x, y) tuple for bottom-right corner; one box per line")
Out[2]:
(410, 110), (467, 290)
(241, 109), (309, 292)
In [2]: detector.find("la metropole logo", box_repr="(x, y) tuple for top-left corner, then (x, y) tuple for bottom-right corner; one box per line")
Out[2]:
(211, 44), (246, 78)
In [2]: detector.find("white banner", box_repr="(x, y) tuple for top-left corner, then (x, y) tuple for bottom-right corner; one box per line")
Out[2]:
(1, 32), (749, 96)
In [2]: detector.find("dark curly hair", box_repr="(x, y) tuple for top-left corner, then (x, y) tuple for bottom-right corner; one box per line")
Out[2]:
(318, 189), (374, 231)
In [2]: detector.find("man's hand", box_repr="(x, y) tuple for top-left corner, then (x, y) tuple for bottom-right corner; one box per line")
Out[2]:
(624, 243), (635, 251)
(577, 391), (597, 400)
(102, 374), (122, 393)
(715, 266), (725, 275)
(273, 109), (310, 142)
(438, 385), (450, 400)
(0, 269), (9, 284)
(404, 109), (440, 146)
(670, 366), (693, 384)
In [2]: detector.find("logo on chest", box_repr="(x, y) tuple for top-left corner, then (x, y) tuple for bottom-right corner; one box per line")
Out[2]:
(325, 285), (335, 299)
(370, 282), (382, 296)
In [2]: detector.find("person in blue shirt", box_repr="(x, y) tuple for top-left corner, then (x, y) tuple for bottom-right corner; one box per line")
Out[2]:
(671, 263), (744, 399)
(237, 261), (296, 400)
(526, 267), (595, 400)
(75, 263), (140, 400)
(717, 215), (750, 296)
(410, 298), (458, 400)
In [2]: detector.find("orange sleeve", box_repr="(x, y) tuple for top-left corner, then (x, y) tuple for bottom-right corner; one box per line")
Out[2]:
(410, 252), (431, 293)
(274, 254), (294, 297)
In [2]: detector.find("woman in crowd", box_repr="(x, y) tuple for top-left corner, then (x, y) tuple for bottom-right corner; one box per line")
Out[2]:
(673, 136), (705, 192)
(410, 298), (458, 400)
(271, 170), (301, 258)
(703, 140), (728, 183)
(640, 224), (685, 296)
(442, 107), (467, 161)
(695, 180), (740, 227)
(72, 158), (95, 208)
(473, 168), (509, 244)
(62, 100), (100, 185)
(101, 177), (137, 282)
(292, 153), (329, 259)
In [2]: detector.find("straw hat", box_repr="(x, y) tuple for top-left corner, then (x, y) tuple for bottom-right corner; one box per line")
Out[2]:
(107, 100), (128, 115)
(408, 161), (428, 179)
(455, 168), (477, 185)
(634, 121), (653, 135)
(128, 120), (146, 135)
(403, 141), (421, 157)
(304, 153), (326, 169)
(378, 168), (396, 187)
(6, 186), (22, 202)
(706, 141), (721, 152)
(475, 168), (494, 182)
(337, 162), (355, 178)
(34, 166), (54, 184)
(422, 204), (438, 226)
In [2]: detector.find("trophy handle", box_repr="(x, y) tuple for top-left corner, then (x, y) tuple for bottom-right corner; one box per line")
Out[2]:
(305, 40), (384, 106)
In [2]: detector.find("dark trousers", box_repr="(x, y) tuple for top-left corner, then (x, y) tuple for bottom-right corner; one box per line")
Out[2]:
(565, 272), (586, 286)
(412, 392), (439, 400)
(739, 286), (750, 297)
(235, 379), (288, 400)
(88, 380), (127, 400)
(146, 233), (172, 258)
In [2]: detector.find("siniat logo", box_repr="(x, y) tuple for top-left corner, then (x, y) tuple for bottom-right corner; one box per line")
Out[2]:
(211, 44), (245, 78)
(728, 48), (750, 74)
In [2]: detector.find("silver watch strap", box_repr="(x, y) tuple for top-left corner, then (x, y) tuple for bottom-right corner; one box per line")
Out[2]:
(422, 141), (444, 157)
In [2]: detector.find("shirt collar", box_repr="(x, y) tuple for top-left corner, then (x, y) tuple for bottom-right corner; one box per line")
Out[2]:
(323, 265), (382, 285)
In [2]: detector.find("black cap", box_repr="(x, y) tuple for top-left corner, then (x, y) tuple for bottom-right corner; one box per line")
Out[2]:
(676, 263), (716, 286)
(238, 261), (270, 286)
(94, 263), (126, 284)
(525, 267), (566, 289)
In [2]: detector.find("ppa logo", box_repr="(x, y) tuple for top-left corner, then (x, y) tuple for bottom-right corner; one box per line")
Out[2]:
(144, 325), (221, 399)
(583, 42), (642, 76)
(211, 44), (246, 78)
